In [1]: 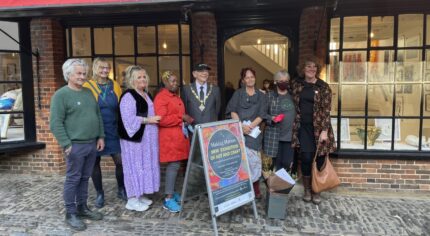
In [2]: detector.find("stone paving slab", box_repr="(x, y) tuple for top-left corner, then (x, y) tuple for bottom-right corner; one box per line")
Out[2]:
(0, 174), (429, 236)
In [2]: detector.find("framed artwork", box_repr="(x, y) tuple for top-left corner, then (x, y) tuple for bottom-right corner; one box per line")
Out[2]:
(0, 114), (11, 139)
(331, 118), (350, 141)
(375, 118), (401, 141)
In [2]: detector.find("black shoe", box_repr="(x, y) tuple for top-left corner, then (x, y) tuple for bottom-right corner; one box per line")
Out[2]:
(65, 213), (86, 231)
(77, 204), (103, 220)
(94, 192), (104, 208)
(117, 187), (127, 201)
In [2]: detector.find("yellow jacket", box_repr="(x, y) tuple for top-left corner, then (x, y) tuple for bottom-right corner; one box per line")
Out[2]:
(83, 78), (122, 102)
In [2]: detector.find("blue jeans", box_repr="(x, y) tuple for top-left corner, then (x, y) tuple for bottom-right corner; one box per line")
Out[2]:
(64, 142), (97, 214)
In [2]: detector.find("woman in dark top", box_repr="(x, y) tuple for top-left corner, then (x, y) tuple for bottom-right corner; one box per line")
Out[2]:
(263, 70), (296, 171)
(291, 56), (336, 205)
(226, 67), (267, 199)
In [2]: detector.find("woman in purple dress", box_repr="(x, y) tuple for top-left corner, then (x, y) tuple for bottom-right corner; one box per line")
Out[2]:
(118, 65), (161, 212)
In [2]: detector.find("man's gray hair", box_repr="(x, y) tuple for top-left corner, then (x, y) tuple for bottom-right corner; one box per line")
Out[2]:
(273, 69), (290, 81)
(62, 58), (88, 82)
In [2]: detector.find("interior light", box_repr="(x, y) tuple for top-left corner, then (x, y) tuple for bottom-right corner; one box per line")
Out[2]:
(162, 42), (167, 49)
(370, 32), (374, 38)
(257, 39), (261, 44)
(266, 45), (270, 50)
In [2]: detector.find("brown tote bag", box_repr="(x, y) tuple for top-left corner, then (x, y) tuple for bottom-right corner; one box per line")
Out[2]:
(311, 146), (341, 193)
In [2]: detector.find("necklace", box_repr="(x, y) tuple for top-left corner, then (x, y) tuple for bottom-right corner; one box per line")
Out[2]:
(96, 81), (110, 101)
(190, 84), (213, 111)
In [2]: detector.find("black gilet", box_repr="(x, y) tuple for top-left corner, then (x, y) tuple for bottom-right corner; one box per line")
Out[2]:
(118, 89), (149, 142)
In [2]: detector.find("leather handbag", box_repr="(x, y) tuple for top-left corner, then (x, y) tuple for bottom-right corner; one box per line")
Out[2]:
(311, 146), (340, 193)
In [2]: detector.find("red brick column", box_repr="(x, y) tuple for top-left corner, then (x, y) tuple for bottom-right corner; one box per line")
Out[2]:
(191, 11), (218, 84)
(31, 18), (66, 173)
(298, 6), (328, 69)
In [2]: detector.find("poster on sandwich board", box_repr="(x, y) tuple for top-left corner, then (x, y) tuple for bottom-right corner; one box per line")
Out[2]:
(181, 119), (258, 235)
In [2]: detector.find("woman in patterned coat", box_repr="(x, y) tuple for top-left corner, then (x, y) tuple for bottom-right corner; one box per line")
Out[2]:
(291, 56), (336, 205)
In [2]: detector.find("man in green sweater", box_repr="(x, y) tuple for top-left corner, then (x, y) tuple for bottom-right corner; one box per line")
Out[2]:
(50, 58), (105, 231)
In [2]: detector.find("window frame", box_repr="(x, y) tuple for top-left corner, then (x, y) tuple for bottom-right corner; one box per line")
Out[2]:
(64, 21), (192, 93)
(328, 13), (430, 158)
(0, 19), (39, 149)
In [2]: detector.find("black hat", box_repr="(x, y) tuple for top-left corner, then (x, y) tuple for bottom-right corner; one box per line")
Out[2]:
(193, 63), (211, 71)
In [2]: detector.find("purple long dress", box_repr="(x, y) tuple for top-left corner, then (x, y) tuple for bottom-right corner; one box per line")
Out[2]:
(119, 92), (160, 197)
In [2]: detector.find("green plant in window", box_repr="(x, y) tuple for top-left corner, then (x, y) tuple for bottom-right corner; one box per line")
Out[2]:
(356, 127), (381, 146)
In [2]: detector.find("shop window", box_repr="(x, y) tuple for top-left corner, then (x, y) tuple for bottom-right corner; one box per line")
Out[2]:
(66, 23), (190, 94)
(0, 21), (36, 145)
(328, 14), (430, 152)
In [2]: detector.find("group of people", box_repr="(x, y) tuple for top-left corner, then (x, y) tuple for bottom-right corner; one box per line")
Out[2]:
(49, 55), (335, 231)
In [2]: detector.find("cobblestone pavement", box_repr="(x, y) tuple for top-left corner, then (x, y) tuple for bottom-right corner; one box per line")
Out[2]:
(0, 174), (429, 236)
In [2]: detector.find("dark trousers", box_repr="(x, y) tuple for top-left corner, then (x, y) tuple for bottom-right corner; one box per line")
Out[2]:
(300, 152), (325, 176)
(92, 153), (124, 193)
(64, 142), (97, 214)
(274, 141), (294, 171)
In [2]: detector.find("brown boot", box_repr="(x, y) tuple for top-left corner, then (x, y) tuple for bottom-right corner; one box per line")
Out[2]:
(302, 176), (312, 202)
(312, 191), (321, 204)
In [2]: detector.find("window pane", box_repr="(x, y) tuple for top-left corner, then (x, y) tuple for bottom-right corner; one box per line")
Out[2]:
(422, 119), (430, 151)
(370, 118), (395, 150)
(0, 21), (19, 50)
(398, 14), (423, 47)
(181, 24), (190, 54)
(368, 50), (394, 82)
(159, 56), (179, 81)
(396, 50), (423, 82)
(0, 52), (21, 82)
(114, 26), (134, 55)
(115, 57), (134, 86)
(158, 25), (179, 54)
(341, 118), (365, 150)
(370, 16), (394, 47)
(343, 16), (368, 49)
(137, 57), (158, 87)
(341, 85), (366, 116)
(396, 85), (421, 116)
(328, 52), (339, 83)
(329, 84), (338, 115)
(0, 82), (24, 142)
(1, 113), (25, 142)
(423, 84), (430, 116)
(94, 28), (112, 55)
(368, 85), (393, 116)
(137, 26), (156, 54)
(394, 118), (419, 151)
(341, 51), (366, 82)
(182, 56), (191, 86)
(72, 28), (91, 56)
(330, 18), (340, 50)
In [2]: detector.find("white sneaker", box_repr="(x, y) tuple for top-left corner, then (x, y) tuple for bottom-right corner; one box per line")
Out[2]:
(126, 198), (149, 212)
(138, 196), (153, 206)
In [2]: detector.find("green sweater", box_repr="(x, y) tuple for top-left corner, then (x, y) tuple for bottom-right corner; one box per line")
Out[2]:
(50, 86), (105, 148)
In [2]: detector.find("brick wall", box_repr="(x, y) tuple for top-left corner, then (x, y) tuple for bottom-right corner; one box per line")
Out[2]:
(0, 18), (66, 174)
(298, 6), (328, 73)
(191, 11), (218, 85)
(332, 159), (430, 193)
